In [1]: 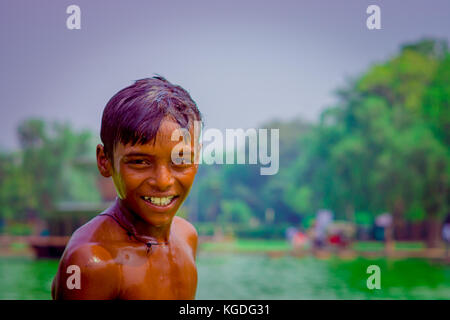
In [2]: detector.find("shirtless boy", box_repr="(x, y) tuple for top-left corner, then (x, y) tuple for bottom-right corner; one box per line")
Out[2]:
(52, 76), (202, 299)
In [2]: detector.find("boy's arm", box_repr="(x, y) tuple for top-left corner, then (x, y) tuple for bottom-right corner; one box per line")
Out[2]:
(52, 243), (120, 300)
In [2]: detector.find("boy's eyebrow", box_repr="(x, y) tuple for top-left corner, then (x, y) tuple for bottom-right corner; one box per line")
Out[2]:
(123, 152), (155, 157)
(123, 150), (195, 159)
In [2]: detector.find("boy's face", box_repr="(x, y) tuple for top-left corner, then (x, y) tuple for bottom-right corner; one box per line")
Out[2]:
(97, 117), (199, 227)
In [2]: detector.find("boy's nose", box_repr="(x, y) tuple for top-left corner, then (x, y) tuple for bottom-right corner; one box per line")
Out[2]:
(149, 164), (174, 191)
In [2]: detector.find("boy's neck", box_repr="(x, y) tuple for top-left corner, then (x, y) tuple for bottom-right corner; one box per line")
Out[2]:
(115, 198), (172, 244)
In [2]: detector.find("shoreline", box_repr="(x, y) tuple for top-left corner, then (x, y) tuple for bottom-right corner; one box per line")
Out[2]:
(0, 235), (448, 262)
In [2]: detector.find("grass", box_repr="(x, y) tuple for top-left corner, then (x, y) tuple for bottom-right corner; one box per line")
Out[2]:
(352, 241), (425, 252)
(200, 239), (427, 253)
(200, 239), (291, 252)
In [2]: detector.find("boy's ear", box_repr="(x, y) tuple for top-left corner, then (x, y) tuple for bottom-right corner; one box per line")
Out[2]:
(96, 144), (113, 177)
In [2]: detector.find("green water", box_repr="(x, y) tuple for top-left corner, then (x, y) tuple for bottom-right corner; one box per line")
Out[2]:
(0, 253), (449, 299)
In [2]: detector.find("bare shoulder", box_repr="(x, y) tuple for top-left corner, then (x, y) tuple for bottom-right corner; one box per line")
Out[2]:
(52, 215), (122, 300)
(173, 216), (198, 255)
(173, 216), (198, 239)
(67, 213), (125, 244)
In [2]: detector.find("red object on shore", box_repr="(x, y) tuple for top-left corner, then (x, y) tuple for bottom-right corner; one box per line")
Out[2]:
(329, 234), (341, 245)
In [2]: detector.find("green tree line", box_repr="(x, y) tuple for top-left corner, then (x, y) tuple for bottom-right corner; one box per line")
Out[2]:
(188, 38), (450, 247)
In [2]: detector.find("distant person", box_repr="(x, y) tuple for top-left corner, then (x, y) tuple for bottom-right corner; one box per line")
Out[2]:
(52, 76), (202, 299)
(292, 230), (308, 250)
(314, 210), (332, 249)
(376, 212), (393, 253)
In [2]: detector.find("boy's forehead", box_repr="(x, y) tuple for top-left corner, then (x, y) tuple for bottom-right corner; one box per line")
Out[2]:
(114, 120), (194, 155)
(155, 118), (187, 140)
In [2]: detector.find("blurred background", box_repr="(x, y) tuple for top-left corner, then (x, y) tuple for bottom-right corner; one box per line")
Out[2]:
(0, 0), (449, 299)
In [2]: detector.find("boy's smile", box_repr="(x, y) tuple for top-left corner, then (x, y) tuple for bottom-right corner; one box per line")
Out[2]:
(141, 195), (179, 208)
(97, 117), (199, 231)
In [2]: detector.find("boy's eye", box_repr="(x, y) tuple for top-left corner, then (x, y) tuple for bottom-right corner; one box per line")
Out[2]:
(173, 157), (188, 165)
(128, 159), (150, 166)
(172, 155), (194, 166)
(172, 150), (193, 166)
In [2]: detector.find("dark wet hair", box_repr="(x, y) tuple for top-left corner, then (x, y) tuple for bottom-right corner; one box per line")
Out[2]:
(100, 76), (203, 160)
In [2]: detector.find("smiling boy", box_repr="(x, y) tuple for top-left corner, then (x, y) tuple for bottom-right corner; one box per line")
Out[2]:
(52, 76), (202, 299)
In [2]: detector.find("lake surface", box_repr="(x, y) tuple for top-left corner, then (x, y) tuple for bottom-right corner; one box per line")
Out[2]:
(0, 253), (449, 299)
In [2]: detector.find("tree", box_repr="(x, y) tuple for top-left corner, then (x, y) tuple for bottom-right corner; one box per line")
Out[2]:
(0, 118), (101, 226)
(277, 38), (449, 246)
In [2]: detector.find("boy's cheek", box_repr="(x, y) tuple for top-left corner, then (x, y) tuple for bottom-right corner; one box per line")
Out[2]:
(111, 174), (127, 199)
(176, 169), (197, 185)
(111, 169), (138, 199)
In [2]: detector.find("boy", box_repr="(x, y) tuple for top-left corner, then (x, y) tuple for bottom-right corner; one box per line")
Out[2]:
(52, 76), (202, 299)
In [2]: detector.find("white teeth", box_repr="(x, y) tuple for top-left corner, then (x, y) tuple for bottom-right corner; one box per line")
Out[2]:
(143, 196), (175, 206)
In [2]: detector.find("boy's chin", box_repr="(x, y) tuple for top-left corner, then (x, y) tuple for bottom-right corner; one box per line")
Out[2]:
(137, 200), (179, 225)
(142, 214), (174, 228)
(141, 214), (174, 227)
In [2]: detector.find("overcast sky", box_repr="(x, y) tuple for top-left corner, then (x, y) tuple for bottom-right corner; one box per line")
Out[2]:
(1, 0), (450, 150)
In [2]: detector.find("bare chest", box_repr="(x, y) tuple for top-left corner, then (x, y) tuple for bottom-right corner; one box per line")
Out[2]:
(115, 242), (197, 299)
